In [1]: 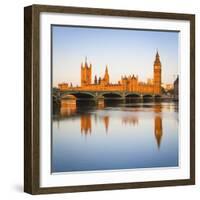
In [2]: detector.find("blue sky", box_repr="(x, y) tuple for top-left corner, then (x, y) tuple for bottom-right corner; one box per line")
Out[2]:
(52, 25), (178, 87)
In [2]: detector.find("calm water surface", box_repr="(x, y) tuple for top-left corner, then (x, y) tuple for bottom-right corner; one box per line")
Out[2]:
(52, 100), (178, 173)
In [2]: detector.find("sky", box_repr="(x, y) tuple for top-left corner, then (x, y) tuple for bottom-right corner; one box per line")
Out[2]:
(52, 25), (178, 87)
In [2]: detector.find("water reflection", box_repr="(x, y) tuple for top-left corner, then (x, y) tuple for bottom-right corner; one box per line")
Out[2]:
(56, 99), (164, 147)
(81, 115), (92, 135)
(154, 116), (162, 148)
(60, 99), (77, 117)
(122, 116), (139, 126)
(103, 116), (109, 133)
(52, 99), (178, 172)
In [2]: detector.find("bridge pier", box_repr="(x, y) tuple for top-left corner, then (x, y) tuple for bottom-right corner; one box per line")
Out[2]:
(95, 96), (105, 108)
(121, 93), (126, 100)
(140, 94), (143, 102)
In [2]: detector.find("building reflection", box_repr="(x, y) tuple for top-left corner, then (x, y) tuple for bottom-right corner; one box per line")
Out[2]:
(81, 115), (92, 135)
(60, 99), (77, 117)
(154, 116), (163, 148)
(154, 103), (163, 148)
(59, 100), (163, 148)
(122, 117), (139, 126)
(97, 99), (105, 110)
(103, 116), (109, 133)
(154, 103), (162, 113)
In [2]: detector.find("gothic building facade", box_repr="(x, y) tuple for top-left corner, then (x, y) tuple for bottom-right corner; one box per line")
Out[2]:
(81, 57), (92, 86)
(58, 51), (162, 94)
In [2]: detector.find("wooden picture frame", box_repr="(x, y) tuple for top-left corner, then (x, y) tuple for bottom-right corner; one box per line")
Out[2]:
(24, 4), (195, 194)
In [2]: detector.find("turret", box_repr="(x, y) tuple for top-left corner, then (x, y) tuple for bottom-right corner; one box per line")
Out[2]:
(94, 75), (97, 84)
(81, 57), (92, 86)
(103, 65), (109, 85)
(98, 77), (101, 84)
(85, 56), (88, 68)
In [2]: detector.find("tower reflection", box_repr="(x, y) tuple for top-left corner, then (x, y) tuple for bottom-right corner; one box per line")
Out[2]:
(81, 115), (92, 135)
(58, 100), (163, 148)
(154, 116), (163, 148)
(154, 103), (163, 148)
(103, 116), (109, 133)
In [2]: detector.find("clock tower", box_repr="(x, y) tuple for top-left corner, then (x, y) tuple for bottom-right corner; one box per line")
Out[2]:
(153, 51), (162, 94)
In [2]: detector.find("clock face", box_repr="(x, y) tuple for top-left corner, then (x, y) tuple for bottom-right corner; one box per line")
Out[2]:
(154, 65), (160, 69)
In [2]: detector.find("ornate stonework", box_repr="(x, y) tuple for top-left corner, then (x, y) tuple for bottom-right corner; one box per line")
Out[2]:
(58, 52), (162, 94)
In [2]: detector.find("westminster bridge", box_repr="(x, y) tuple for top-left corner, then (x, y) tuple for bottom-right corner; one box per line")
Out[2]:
(52, 89), (175, 105)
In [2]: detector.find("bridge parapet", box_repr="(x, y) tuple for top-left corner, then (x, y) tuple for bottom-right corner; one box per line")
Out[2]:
(58, 90), (163, 100)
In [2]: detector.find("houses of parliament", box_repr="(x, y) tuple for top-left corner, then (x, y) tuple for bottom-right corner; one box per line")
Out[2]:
(58, 51), (162, 95)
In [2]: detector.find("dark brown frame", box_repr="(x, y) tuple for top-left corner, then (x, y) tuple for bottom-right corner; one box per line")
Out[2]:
(24, 4), (195, 195)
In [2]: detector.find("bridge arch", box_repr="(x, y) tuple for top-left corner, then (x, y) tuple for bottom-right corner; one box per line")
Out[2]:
(154, 94), (162, 101)
(61, 94), (77, 99)
(100, 91), (123, 99)
(61, 91), (95, 99)
(125, 93), (141, 98)
(154, 94), (161, 98)
(143, 94), (153, 99)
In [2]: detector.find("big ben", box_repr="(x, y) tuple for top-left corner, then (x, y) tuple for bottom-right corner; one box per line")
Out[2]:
(153, 51), (162, 94)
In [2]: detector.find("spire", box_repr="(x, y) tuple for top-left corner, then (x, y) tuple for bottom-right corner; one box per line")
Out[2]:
(156, 49), (159, 58)
(85, 56), (88, 68)
(154, 50), (161, 65)
(94, 75), (97, 84)
(103, 65), (109, 84)
(105, 65), (108, 73)
(98, 77), (101, 84)
(104, 65), (109, 77)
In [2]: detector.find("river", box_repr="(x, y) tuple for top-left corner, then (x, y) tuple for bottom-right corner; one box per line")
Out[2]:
(52, 99), (178, 173)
